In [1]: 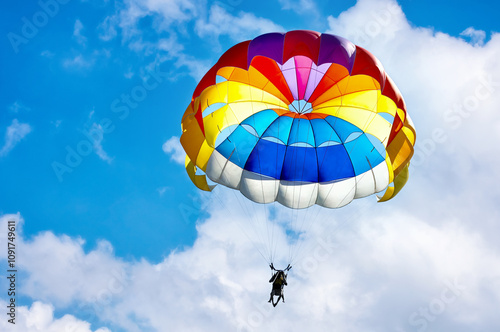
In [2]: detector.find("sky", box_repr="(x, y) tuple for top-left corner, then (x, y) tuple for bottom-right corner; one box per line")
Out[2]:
(1, 0), (500, 331)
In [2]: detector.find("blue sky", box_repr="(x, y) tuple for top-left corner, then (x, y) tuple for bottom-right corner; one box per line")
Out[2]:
(1, 0), (500, 331)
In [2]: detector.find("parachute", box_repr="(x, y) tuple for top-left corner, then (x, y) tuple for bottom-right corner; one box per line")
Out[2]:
(180, 30), (415, 210)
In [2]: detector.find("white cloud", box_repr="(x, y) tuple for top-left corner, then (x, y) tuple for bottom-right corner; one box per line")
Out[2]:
(63, 49), (110, 70)
(8, 100), (31, 113)
(112, 0), (281, 43)
(63, 54), (96, 69)
(162, 136), (185, 165)
(40, 50), (55, 58)
(97, 15), (118, 41)
(73, 19), (88, 46)
(98, 0), (283, 80)
(157, 186), (170, 196)
(109, 0), (198, 43)
(173, 54), (211, 81)
(125, 0), (198, 27)
(460, 27), (487, 46)
(0, 119), (32, 157)
(51, 120), (62, 128)
(195, 4), (284, 42)
(123, 69), (134, 79)
(2, 187), (500, 331)
(138, 0), (198, 25)
(278, 0), (319, 16)
(88, 123), (113, 164)
(0, 300), (110, 332)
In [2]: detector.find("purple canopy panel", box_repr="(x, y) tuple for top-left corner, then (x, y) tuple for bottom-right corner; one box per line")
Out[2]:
(304, 62), (331, 101)
(281, 58), (298, 100)
(247, 32), (286, 68)
(317, 33), (356, 73)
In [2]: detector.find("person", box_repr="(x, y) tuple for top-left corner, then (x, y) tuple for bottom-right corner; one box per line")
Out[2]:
(268, 264), (291, 307)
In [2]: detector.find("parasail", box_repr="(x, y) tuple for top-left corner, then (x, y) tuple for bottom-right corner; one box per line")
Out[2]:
(180, 30), (415, 210)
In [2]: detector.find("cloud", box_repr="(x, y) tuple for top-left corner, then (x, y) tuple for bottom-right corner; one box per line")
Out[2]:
(88, 123), (113, 164)
(62, 49), (110, 70)
(162, 136), (185, 165)
(97, 0), (283, 80)
(40, 50), (55, 58)
(112, 0), (282, 42)
(278, 0), (319, 16)
(195, 4), (285, 42)
(460, 27), (487, 46)
(123, 69), (134, 79)
(157, 186), (170, 196)
(172, 54), (211, 81)
(8, 101), (31, 113)
(2, 187), (500, 331)
(51, 120), (62, 128)
(107, 0), (198, 43)
(0, 300), (110, 332)
(122, 0), (198, 28)
(73, 19), (88, 46)
(0, 119), (32, 157)
(63, 54), (96, 69)
(97, 15), (118, 41)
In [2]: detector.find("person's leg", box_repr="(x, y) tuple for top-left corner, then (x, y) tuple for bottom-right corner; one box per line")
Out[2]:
(272, 296), (280, 307)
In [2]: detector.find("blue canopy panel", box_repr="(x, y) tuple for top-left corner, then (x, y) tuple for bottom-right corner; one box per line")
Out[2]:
(310, 118), (341, 146)
(323, 115), (362, 143)
(244, 141), (318, 182)
(344, 133), (385, 175)
(217, 114), (386, 184)
(287, 118), (315, 147)
(281, 145), (318, 181)
(316, 144), (355, 182)
(365, 132), (386, 156)
(244, 138), (286, 179)
(261, 115), (294, 144)
(216, 125), (259, 168)
(241, 109), (280, 136)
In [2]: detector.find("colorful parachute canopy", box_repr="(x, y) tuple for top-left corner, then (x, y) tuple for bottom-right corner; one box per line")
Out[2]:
(180, 30), (416, 209)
